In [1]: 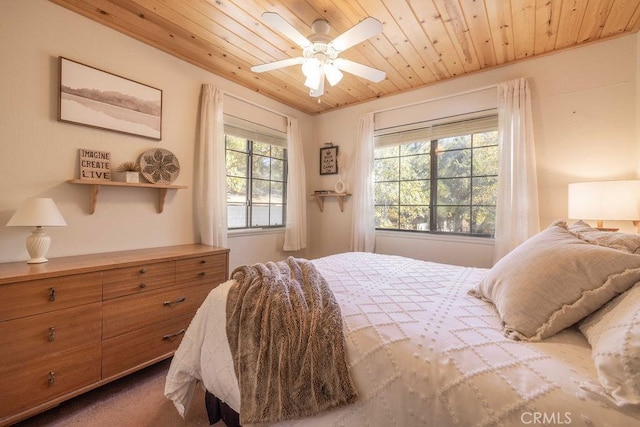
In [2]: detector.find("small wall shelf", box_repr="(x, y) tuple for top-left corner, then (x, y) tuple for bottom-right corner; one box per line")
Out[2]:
(67, 179), (188, 214)
(311, 192), (351, 212)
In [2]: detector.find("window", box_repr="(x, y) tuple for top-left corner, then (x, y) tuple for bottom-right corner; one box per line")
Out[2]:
(374, 114), (498, 237)
(225, 135), (287, 229)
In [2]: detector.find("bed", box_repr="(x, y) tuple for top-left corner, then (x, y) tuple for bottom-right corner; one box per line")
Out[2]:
(165, 221), (640, 426)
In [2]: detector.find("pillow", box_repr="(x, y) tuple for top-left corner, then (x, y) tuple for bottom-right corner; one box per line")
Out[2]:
(579, 283), (640, 406)
(469, 221), (640, 341)
(569, 220), (640, 254)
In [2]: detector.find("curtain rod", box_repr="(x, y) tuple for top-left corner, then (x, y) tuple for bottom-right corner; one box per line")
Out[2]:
(371, 83), (498, 115)
(222, 90), (289, 121)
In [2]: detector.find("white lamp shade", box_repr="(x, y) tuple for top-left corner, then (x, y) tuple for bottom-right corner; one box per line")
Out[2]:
(6, 198), (67, 227)
(568, 180), (640, 220)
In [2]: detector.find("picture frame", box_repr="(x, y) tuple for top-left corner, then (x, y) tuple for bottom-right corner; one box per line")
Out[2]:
(58, 57), (162, 140)
(320, 145), (339, 175)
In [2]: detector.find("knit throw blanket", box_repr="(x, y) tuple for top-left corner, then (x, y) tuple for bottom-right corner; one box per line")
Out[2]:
(226, 257), (357, 424)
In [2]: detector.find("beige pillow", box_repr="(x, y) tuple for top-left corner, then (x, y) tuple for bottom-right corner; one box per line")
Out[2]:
(579, 283), (640, 406)
(469, 221), (640, 341)
(569, 220), (640, 254)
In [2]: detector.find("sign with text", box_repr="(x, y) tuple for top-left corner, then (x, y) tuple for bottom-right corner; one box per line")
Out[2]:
(320, 145), (338, 175)
(79, 148), (111, 180)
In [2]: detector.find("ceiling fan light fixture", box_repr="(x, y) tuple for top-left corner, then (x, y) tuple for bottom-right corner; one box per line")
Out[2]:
(302, 58), (322, 90)
(324, 63), (343, 86)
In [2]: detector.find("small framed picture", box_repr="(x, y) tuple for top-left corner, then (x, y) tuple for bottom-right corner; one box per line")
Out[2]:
(320, 145), (338, 175)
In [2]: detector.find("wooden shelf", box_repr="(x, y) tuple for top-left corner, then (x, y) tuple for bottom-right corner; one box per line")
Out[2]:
(310, 192), (351, 212)
(67, 179), (188, 214)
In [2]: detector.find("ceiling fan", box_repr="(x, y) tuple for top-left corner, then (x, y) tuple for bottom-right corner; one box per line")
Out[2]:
(251, 12), (386, 98)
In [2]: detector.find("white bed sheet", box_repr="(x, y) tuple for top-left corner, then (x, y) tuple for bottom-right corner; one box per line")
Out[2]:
(165, 252), (640, 426)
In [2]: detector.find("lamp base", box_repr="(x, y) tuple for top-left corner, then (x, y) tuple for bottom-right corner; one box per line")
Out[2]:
(25, 227), (51, 264)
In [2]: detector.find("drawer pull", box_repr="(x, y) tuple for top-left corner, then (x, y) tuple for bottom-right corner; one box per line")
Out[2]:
(199, 271), (206, 277)
(48, 371), (56, 386)
(200, 259), (207, 264)
(163, 297), (186, 306)
(140, 268), (147, 274)
(139, 283), (147, 289)
(49, 287), (56, 301)
(163, 329), (186, 340)
(48, 327), (56, 342)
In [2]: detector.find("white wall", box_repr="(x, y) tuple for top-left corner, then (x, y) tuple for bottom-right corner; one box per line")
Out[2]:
(311, 35), (639, 267)
(0, 0), (313, 270)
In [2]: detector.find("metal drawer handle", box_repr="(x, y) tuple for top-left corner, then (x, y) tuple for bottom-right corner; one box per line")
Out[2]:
(140, 268), (147, 274)
(163, 297), (186, 306)
(199, 271), (206, 277)
(49, 287), (56, 301)
(139, 283), (147, 289)
(48, 371), (56, 386)
(48, 327), (56, 342)
(200, 259), (207, 264)
(163, 329), (186, 340)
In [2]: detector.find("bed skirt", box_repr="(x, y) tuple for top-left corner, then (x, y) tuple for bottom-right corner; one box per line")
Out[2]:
(204, 391), (240, 427)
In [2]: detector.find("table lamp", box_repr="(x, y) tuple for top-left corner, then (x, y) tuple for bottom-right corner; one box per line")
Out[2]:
(6, 198), (67, 263)
(568, 180), (640, 232)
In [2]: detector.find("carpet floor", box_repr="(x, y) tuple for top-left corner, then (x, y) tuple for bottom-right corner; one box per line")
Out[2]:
(13, 359), (222, 427)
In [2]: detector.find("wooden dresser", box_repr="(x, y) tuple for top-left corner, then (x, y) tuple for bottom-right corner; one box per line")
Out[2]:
(0, 244), (229, 426)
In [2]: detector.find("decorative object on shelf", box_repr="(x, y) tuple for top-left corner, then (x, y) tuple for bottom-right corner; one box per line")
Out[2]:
(334, 179), (346, 194)
(113, 161), (141, 183)
(320, 143), (338, 175)
(6, 198), (67, 264)
(79, 148), (111, 181)
(139, 148), (180, 184)
(334, 149), (347, 193)
(58, 57), (162, 140)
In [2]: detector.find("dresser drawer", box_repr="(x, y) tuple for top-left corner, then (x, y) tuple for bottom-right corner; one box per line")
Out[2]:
(103, 261), (175, 300)
(175, 254), (227, 285)
(0, 302), (101, 368)
(0, 272), (103, 321)
(102, 312), (194, 379)
(0, 342), (101, 420)
(102, 282), (213, 339)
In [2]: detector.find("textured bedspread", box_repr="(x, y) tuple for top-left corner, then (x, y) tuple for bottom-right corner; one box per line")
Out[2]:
(226, 257), (356, 424)
(165, 252), (640, 426)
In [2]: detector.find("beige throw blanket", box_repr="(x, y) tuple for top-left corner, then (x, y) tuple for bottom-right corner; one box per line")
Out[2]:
(226, 257), (357, 424)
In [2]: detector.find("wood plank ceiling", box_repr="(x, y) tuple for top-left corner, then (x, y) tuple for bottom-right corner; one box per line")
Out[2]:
(50, 0), (640, 115)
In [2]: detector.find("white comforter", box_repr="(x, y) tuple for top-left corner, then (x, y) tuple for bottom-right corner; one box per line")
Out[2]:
(165, 252), (640, 426)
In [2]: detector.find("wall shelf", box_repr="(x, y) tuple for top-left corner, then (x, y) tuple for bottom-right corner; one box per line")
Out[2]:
(310, 192), (351, 212)
(67, 179), (188, 214)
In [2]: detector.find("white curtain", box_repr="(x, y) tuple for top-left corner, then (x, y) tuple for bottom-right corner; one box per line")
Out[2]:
(195, 84), (227, 247)
(494, 78), (539, 262)
(283, 118), (307, 251)
(350, 113), (376, 252)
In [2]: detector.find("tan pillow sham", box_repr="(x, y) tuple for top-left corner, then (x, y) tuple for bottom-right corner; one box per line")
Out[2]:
(569, 220), (640, 254)
(470, 221), (640, 341)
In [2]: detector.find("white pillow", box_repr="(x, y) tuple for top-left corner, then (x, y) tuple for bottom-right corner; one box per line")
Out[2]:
(469, 221), (640, 341)
(579, 282), (640, 406)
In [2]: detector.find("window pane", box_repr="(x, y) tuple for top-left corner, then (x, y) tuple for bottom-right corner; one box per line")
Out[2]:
(226, 135), (247, 152)
(436, 206), (471, 233)
(472, 206), (495, 236)
(270, 204), (284, 226)
(374, 157), (399, 182)
(227, 204), (246, 228)
(438, 135), (470, 151)
(437, 178), (470, 205)
(252, 155), (271, 180)
(253, 141), (271, 156)
(271, 181), (284, 203)
(226, 151), (247, 177)
(437, 149), (470, 178)
(400, 141), (429, 155)
(375, 205), (399, 229)
(400, 154), (429, 180)
(271, 158), (284, 181)
(375, 145), (399, 158)
(473, 145), (498, 176)
(375, 181), (399, 205)
(271, 146), (285, 159)
(472, 176), (497, 205)
(400, 206), (430, 231)
(400, 180), (429, 205)
(252, 179), (270, 203)
(472, 130), (498, 147)
(226, 176), (247, 203)
(251, 204), (269, 227)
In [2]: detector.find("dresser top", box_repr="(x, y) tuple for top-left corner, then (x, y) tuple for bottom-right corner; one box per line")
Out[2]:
(0, 244), (229, 285)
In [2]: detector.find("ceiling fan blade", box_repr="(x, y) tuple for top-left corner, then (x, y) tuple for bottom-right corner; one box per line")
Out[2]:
(261, 12), (311, 49)
(330, 17), (383, 52)
(334, 58), (386, 83)
(251, 57), (304, 73)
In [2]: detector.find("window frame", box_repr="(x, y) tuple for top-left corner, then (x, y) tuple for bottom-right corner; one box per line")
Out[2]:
(373, 114), (498, 238)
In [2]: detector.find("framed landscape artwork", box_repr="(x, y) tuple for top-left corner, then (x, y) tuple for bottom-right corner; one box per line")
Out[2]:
(58, 57), (162, 140)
